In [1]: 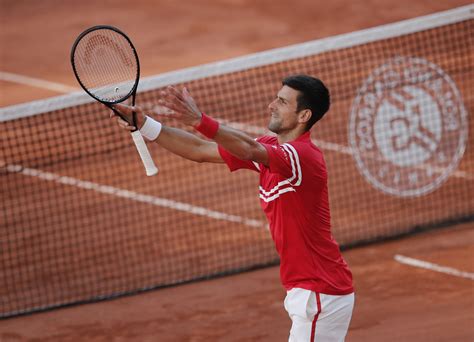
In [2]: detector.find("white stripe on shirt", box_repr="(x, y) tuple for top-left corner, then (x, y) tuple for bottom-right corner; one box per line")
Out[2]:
(259, 143), (302, 202)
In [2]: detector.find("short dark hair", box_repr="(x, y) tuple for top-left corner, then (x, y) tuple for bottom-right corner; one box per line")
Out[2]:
(282, 75), (330, 131)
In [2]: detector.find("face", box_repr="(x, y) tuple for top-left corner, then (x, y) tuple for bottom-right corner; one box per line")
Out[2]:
(267, 85), (301, 134)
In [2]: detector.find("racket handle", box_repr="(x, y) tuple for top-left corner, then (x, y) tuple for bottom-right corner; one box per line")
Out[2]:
(130, 130), (159, 176)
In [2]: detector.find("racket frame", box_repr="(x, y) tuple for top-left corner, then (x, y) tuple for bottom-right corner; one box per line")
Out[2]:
(71, 25), (158, 176)
(71, 25), (140, 107)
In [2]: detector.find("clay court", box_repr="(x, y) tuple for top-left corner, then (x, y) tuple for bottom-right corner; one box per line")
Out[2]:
(1, 1), (473, 341)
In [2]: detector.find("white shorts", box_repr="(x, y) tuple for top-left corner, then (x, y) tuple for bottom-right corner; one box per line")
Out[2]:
(284, 288), (354, 342)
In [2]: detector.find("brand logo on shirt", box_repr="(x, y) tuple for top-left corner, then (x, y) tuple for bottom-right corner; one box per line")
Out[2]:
(348, 56), (467, 197)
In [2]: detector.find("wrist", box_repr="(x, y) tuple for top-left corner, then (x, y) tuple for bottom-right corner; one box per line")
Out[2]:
(139, 116), (162, 141)
(194, 112), (219, 139)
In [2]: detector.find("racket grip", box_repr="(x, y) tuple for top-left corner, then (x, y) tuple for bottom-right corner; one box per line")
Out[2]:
(130, 130), (159, 176)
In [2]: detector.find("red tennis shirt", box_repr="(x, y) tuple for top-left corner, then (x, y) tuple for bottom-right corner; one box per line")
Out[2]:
(218, 131), (353, 295)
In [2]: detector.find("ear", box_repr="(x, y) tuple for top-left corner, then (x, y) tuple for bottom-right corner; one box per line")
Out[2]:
(298, 109), (312, 124)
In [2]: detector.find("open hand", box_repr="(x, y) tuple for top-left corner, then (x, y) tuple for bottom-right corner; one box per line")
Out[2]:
(156, 86), (202, 127)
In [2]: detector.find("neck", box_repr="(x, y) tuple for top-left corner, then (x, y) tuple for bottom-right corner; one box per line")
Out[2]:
(277, 128), (307, 144)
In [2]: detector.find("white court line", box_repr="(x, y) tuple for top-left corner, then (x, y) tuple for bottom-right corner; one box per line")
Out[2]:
(0, 71), (79, 93)
(4, 164), (267, 229)
(394, 254), (474, 280)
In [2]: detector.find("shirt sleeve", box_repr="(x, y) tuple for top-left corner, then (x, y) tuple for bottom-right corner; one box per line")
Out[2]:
(218, 145), (260, 172)
(260, 142), (302, 184)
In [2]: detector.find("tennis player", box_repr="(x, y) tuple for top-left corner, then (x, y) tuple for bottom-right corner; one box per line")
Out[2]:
(111, 75), (354, 341)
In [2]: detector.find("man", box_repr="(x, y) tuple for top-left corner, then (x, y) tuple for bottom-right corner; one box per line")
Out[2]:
(111, 75), (354, 341)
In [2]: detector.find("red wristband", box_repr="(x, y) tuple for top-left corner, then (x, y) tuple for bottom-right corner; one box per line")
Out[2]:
(194, 113), (219, 139)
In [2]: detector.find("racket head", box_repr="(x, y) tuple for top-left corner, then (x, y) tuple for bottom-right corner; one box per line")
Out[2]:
(71, 25), (140, 104)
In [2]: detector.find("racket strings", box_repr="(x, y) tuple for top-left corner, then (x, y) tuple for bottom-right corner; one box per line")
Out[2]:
(73, 29), (138, 102)
(82, 32), (133, 83)
(85, 33), (133, 95)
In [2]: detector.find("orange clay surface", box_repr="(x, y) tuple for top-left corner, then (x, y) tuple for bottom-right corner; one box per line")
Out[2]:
(0, 224), (472, 341)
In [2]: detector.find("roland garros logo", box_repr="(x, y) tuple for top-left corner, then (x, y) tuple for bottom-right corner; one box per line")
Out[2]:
(349, 56), (468, 197)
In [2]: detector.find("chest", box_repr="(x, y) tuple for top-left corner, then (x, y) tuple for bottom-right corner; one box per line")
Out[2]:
(258, 169), (298, 212)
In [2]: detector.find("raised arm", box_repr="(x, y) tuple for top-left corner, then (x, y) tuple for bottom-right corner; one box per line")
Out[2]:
(110, 104), (223, 164)
(157, 86), (269, 166)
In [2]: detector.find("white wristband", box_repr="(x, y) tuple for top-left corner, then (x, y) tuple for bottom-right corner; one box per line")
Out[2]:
(139, 116), (162, 141)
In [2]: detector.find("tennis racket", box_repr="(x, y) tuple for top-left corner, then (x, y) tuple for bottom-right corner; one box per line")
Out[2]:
(71, 25), (158, 176)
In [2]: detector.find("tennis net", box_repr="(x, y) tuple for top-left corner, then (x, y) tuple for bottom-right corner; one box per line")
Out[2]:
(1, 5), (473, 317)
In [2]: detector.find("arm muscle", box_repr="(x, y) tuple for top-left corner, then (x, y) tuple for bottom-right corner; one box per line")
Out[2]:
(155, 126), (223, 163)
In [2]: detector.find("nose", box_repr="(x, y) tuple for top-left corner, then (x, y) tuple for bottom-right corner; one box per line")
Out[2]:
(268, 98), (277, 110)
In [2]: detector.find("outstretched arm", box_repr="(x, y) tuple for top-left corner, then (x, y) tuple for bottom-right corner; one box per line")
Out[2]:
(157, 86), (269, 166)
(110, 104), (223, 164)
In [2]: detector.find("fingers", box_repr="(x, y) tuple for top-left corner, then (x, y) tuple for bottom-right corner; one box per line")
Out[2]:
(156, 98), (180, 114)
(158, 86), (195, 112)
(118, 117), (135, 131)
(182, 87), (191, 99)
(156, 86), (202, 127)
(152, 104), (175, 116)
(109, 110), (136, 130)
(157, 90), (185, 114)
(160, 88), (184, 105)
(166, 85), (185, 101)
(109, 105), (136, 131)
(111, 103), (150, 128)
(111, 103), (135, 116)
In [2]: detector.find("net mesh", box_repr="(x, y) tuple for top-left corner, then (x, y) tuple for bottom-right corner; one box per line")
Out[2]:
(1, 6), (473, 317)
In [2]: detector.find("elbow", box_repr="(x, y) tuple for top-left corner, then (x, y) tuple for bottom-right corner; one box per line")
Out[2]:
(242, 141), (265, 161)
(193, 156), (207, 163)
(236, 140), (265, 161)
(238, 150), (255, 161)
(191, 152), (208, 163)
(235, 146), (259, 161)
